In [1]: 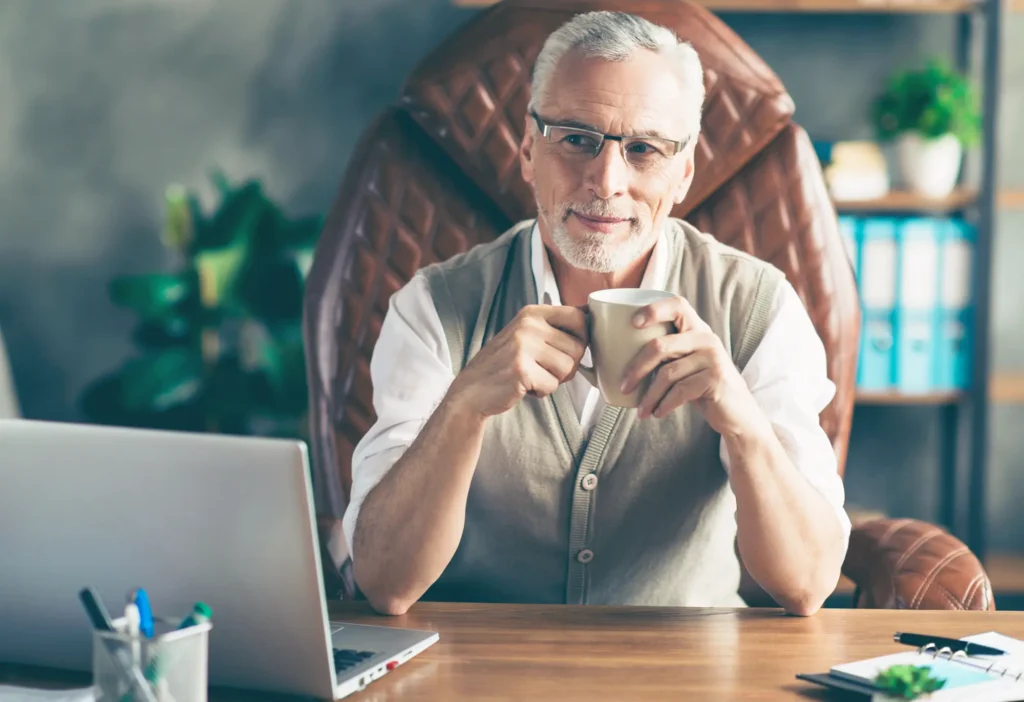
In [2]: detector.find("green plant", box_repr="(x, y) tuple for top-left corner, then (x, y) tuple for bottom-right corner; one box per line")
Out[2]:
(873, 59), (981, 145)
(873, 664), (947, 700)
(79, 170), (322, 438)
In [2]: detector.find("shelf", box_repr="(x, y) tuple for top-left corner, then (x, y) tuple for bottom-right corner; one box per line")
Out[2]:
(999, 190), (1024, 209)
(856, 390), (964, 405)
(987, 553), (1024, 595)
(854, 374), (1024, 405)
(989, 373), (1024, 403)
(834, 188), (977, 214)
(453, 0), (982, 11)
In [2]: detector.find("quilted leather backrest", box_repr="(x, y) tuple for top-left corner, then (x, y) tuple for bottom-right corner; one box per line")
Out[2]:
(401, 0), (795, 223)
(304, 0), (859, 520)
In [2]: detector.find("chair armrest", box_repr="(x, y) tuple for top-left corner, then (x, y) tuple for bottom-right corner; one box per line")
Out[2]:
(843, 518), (993, 610)
(317, 516), (354, 600)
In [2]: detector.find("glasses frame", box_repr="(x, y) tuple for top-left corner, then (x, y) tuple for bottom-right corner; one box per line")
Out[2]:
(530, 110), (691, 159)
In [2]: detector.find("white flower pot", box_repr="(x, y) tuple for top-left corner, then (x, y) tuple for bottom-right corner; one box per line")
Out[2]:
(896, 132), (963, 198)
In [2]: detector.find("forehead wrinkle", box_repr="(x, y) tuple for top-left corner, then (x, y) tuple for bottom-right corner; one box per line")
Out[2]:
(545, 88), (685, 140)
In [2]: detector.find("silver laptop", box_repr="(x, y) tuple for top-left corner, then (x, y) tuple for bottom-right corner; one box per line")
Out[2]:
(0, 418), (438, 700)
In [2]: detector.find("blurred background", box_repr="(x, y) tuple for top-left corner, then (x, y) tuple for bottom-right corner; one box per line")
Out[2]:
(0, 0), (1021, 606)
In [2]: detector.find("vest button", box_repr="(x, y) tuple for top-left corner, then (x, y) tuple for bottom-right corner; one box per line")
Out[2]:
(581, 473), (598, 491)
(576, 548), (594, 564)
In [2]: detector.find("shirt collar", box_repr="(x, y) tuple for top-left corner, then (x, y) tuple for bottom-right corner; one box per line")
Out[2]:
(530, 221), (667, 306)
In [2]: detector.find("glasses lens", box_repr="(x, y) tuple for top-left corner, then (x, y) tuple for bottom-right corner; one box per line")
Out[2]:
(621, 137), (674, 168)
(548, 126), (602, 157)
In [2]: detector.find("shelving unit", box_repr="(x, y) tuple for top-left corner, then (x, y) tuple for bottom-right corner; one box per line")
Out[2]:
(451, 0), (1005, 566)
(856, 389), (964, 404)
(834, 188), (977, 214)
(454, 0), (983, 8)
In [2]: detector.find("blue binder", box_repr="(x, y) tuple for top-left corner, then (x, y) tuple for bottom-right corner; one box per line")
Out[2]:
(856, 218), (898, 391)
(935, 219), (975, 390)
(838, 215), (859, 279)
(894, 218), (942, 393)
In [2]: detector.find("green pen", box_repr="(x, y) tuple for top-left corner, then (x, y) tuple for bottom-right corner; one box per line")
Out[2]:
(176, 602), (212, 630)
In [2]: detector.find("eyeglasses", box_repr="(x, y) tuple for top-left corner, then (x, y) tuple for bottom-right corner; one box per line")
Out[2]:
(530, 111), (690, 169)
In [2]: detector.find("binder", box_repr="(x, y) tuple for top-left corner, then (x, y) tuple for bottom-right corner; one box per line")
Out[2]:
(936, 218), (975, 390)
(856, 217), (898, 391)
(837, 215), (859, 279)
(799, 633), (1024, 700)
(894, 217), (942, 393)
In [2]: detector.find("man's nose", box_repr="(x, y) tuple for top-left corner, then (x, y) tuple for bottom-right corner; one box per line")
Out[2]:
(586, 141), (629, 200)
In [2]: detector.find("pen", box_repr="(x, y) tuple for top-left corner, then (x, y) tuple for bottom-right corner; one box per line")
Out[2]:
(894, 632), (1006, 656)
(129, 588), (154, 638)
(78, 588), (158, 702)
(175, 602), (212, 630)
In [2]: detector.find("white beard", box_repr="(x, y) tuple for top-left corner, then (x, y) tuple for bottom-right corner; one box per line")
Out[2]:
(544, 206), (658, 274)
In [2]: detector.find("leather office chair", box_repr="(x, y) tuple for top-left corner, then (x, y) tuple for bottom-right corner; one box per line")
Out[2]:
(303, 0), (994, 610)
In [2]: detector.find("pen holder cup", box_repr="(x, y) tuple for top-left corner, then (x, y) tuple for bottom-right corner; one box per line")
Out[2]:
(93, 617), (212, 702)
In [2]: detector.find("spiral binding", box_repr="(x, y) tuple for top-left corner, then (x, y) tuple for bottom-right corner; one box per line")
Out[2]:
(918, 642), (1024, 681)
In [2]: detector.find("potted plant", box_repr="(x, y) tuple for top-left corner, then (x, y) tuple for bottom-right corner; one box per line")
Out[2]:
(872, 59), (981, 198)
(872, 664), (946, 701)
(79, 170), (322, 439)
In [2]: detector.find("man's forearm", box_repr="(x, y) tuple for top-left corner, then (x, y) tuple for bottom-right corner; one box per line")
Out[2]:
(726, 416), (846, 616)
(352, 393), (486, 615)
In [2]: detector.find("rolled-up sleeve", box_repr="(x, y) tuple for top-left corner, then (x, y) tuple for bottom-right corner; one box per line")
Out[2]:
(723, 280), (852, 551)
(341, 273), (455, 560)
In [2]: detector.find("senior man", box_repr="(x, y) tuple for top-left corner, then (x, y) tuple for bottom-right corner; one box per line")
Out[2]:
(342, 10), (850, 617)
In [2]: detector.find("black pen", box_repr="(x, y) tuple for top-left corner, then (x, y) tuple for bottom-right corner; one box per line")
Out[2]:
(894, 631), (1006, 656)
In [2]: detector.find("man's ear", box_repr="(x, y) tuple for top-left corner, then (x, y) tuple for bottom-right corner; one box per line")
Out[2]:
(520, 115), (536, 186)
(672, 153), (695, 205)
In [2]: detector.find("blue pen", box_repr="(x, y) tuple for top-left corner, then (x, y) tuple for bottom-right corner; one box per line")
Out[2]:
(129, 588), (154, 638)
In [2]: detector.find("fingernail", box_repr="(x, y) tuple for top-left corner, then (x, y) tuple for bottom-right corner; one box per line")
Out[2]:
(620, 380), (629, 393)
(632, 312), (645, 327)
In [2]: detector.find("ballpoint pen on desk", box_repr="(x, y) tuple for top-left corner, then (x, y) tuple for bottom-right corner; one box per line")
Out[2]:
(894, 632), (1007, 656)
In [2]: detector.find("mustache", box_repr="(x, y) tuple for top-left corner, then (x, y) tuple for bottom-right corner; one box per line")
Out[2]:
(562, 201), (635, 222)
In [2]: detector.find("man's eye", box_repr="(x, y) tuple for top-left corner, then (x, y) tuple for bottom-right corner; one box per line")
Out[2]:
(627, 141), (661, 155)
(563, 134), (599, 149)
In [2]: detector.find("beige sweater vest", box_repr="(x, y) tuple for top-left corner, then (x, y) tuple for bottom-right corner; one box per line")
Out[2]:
(420, 218), (783, 606)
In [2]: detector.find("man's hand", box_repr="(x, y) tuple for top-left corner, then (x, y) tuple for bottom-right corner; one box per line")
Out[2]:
(619, 295), (766, 438)
(448, 305), (588, 420)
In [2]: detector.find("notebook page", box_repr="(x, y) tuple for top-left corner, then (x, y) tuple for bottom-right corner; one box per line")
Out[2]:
(963, 632), (1024, 661)
(831, 651), (1024, 701)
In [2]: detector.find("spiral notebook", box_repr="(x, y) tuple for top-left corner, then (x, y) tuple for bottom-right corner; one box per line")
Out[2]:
(798, 632), (1024, 701)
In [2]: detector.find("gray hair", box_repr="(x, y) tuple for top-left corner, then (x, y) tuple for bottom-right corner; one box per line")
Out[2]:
(529, 11), (705, 141)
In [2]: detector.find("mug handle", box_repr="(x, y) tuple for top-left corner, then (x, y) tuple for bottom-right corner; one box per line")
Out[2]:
(577, 362), (598, 387)
(574, 301), (597, 388)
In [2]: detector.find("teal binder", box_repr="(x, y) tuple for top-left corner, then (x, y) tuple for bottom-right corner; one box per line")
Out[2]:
(838, 215), (859, 279)
(936, 219), (975, 390)
(856, 218), (898, 391)
(895, 217), (942, 393)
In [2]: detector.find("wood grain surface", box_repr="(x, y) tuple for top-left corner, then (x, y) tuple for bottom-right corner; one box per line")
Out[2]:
(5, 602), (1024, 700)
(328, 602), (1024, 701)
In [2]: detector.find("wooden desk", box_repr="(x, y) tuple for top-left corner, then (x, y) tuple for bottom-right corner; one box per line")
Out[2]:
(334, 603), (1024, 701)
(5, 603), (1024, 700)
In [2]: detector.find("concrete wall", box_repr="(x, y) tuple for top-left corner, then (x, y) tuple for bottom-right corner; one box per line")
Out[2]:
(0, 1), (1020, 545)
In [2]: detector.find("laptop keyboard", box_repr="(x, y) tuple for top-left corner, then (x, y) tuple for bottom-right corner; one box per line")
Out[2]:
(333, 648), (377, 672)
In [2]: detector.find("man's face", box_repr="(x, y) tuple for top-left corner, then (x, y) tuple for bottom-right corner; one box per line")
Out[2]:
(520, 48), (696, 274)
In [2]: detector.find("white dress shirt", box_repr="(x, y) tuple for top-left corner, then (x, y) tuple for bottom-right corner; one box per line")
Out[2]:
(331, 224), (852, 570)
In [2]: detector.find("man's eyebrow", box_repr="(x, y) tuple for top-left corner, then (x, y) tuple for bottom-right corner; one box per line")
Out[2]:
(546, 116), (674, 140)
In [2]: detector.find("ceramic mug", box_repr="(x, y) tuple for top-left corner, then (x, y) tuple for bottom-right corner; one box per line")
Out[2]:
(577, 288), (676, 408)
